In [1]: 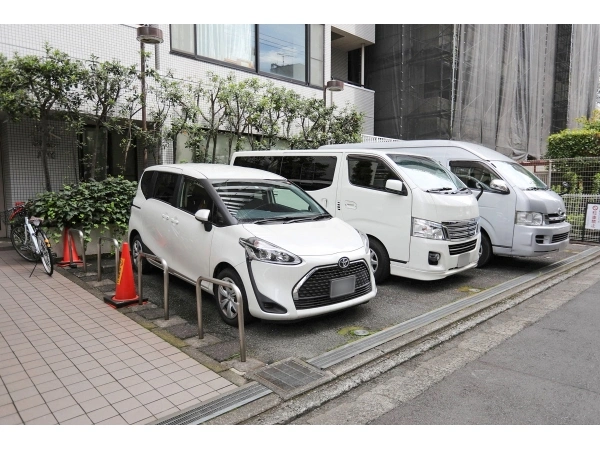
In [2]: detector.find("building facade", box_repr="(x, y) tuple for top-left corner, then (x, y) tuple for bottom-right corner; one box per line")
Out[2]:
(0, 24), (376, 237)
(366, 24), (600, 161)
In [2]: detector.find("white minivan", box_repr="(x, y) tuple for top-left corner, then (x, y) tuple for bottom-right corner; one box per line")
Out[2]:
(321, 141), (571, 267)
(231, 149), (481, 283)
(128, 164), (376, 326)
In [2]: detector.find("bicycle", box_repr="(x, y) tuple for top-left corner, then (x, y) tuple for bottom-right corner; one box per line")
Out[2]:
(2, 201), (55, 276)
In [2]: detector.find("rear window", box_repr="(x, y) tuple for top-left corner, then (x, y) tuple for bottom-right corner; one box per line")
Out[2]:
(140, 171), (155, 198)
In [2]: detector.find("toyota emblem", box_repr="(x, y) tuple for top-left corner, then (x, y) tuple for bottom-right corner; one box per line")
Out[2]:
(338, 257), (350, 269)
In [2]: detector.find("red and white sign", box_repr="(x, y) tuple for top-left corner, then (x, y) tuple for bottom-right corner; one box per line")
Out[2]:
(585, 204), (600, 230)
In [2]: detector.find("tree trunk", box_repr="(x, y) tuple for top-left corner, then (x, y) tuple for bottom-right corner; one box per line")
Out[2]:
(89, 122), (100, 181)
(40, 115), (52, 192)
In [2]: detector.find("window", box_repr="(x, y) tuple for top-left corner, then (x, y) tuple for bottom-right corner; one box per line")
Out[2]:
(79, 127), (138, 182)
(153, 172), (179, 205)
(233, 155), (282, 174)
(178, 177), (214, 214)
(140, 171), (155, 198)
(170, 25), (323, 86)
(279, 156), (337, 191)
(348, 156), (398, 191)
(449, 161), (500, 190)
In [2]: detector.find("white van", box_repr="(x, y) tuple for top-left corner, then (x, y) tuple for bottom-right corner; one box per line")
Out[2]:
(128, 164), (376, 326)
(231, 149), (481, 283)
(321, 141), (571, 267)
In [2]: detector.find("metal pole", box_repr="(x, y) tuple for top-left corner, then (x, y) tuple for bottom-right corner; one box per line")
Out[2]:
(196, 278), (203, 339)
(97, 237), (119, 283)
(232, 283), (246, 362)
(141, 41), (147, 170)
(137, 253), (143, 306)
(69, 229), (86, 273)
(162, 261), (169, 320)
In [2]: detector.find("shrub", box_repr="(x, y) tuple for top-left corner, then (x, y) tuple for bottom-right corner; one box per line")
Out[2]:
(546, 128), (600, 159)
(29, 176), (137, 246)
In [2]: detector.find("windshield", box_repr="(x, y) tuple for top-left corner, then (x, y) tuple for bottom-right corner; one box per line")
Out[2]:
(492, 161), (547, 190)
(211, 179), (329, 224)
(387, 154), (466, 192)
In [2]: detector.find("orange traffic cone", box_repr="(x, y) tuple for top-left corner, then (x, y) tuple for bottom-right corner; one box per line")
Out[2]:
(57, 227), (84, 267)
(103, 242), (145, 307)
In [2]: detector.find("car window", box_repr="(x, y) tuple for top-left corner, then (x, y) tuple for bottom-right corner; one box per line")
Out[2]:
(348, 156), (398, 191)
(140, 170), (155, 198)
(178, 177), (214, 214)
(450, 161), (500, 190)
(153, 172), (178, 205)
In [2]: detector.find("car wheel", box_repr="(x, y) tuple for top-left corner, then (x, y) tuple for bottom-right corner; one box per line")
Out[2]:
(131, 234), (153, 274)
(369, 238), (390, 284)
(477, 232), (493, 268)
(214, 268), (253, 327)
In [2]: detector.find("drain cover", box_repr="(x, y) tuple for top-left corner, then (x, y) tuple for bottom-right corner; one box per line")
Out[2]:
(248, 358), (333, 400)
(353, 329), (369, 336)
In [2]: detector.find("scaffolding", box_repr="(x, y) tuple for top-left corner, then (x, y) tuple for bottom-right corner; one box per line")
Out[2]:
(367, 24), (600, 161)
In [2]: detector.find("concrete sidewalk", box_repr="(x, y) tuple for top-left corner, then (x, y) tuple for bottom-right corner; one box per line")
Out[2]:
(0, 248), (236, 425)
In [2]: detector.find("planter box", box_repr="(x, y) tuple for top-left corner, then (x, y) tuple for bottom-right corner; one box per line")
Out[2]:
(48, 225), (125, 258)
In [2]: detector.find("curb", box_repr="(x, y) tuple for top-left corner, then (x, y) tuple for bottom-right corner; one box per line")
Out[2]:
(205, 249), (600, 425)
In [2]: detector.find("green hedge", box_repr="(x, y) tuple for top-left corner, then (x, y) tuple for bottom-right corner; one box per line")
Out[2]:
(547, 129), (600, 158)
(29, 176), (137, 245)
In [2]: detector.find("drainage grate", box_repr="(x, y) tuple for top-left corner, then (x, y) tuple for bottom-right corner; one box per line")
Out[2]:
(151, 382), (272, 425)
(308, 248), (600, 369)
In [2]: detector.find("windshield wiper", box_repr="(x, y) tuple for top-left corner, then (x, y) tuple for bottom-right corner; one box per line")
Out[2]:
(426, 187), (453, 192)
(251, 217), (294, 225)
(284, 213), (331, 223)
(524, 187), (548, 191)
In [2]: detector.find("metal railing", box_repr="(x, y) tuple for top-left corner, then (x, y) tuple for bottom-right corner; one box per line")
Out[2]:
(195, 276), (246, 362)
(134, 256), (247, 362)
(97, 237), (120, 283)
(68, 228), (86, 273)
(136, 252), (169, 320)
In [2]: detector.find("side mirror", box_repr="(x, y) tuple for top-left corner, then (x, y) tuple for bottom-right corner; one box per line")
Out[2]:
(194, 209), (212, 231)
(385, 179), (406, 195)
(490, 179), (509, 193)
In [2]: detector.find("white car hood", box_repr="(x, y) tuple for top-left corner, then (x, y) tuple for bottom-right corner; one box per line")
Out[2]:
(242, 217), (363, 256)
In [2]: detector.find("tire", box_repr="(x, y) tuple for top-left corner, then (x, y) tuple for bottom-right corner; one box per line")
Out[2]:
(477, 232), (493, 268)
(130, 234), (153, 274)
(10, 226), (37, 262)
(369, 238), (390, 284)
(214, 267), (253, 327)
(36, 229), (54, 276)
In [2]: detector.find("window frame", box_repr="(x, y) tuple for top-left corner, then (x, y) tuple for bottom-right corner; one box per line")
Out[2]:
(169, 24), (324, 89)
(346, 154), (402, 193)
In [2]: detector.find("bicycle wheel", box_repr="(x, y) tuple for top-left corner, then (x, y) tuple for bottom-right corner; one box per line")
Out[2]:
(36, 229), (54, 276)
(10, 226), (37, 262)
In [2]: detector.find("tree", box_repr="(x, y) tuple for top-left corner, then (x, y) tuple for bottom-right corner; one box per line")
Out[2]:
(197, 72), (228, 162)
(81, 56), (138, 180)
(0, 44), (85, 191)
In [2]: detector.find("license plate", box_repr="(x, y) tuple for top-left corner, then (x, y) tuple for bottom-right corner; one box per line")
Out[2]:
(457, 253), (470, 268)
(330, 275), (356, 298)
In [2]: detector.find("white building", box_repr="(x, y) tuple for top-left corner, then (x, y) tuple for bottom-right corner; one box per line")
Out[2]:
(0, 24), (376, 237)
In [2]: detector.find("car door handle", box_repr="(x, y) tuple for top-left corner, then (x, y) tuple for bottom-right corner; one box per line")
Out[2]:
(345, 201), (357, 209)
(162, 214), (169, 220)
(171, 218), (179, 224)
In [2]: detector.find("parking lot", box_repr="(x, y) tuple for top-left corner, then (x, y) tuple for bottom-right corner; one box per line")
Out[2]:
(136, 242), (592, 365)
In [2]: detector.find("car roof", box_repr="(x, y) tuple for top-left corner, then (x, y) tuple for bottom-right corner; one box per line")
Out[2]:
(144, 163), (286, 180)
(319, 140), (514, 162)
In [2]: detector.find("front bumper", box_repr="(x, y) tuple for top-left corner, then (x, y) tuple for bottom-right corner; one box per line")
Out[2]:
(511, 222), (571, 256)
(238, 249), (377, 321)
(391, 235), (480, 281)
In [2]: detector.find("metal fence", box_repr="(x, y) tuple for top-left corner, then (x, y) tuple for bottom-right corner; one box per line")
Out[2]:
(521, 157), (600, 242)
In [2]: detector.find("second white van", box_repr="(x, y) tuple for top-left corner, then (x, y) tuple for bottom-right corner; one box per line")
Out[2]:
(232, 149), (481, 283)
(321, 141), (571, 267)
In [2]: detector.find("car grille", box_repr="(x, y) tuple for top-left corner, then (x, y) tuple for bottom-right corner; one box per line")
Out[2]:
(442, 218), (479, 241)
(551, 232), (569, 243)
(293, 260), (371, 310)
(546, 213), (567, 224)
(448, 239), (478, 255)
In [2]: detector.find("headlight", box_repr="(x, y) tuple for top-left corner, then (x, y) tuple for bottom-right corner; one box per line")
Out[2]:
(239, 237), (302, 265)
(356, 229), (369, 254)
(515, 211), (543, 226)
(412, 218), (446, 240)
